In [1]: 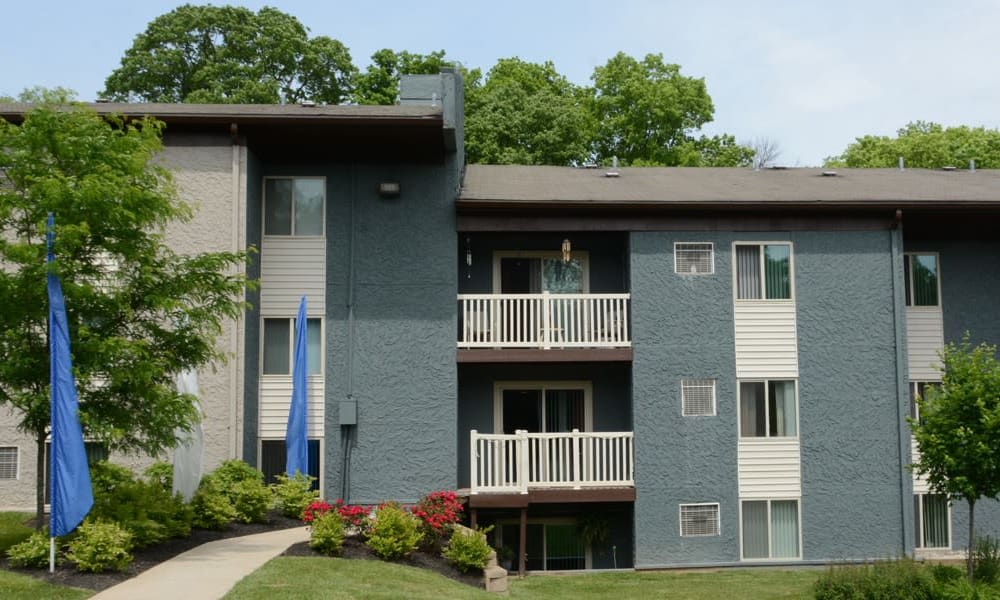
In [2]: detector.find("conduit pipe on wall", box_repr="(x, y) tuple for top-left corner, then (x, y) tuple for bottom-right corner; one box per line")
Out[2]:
(341, 164), (358, 501)
(890, 209), (914, 554)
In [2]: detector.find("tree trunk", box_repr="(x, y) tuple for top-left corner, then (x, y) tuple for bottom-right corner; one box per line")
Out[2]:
(35, 431), (45, 531)
(968, 497), (976, 583)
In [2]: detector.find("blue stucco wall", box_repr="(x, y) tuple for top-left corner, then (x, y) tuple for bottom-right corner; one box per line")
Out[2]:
(456, 362), (631, 488)
(631, 229), (905, 567)
(906, 238), (1000, 550)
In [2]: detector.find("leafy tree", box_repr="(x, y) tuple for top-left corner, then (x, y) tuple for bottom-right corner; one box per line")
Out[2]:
(0, 96), (250, 522)
(826, 121), (1000, 168)
(465, 58), (594, 165)
(910, 336), (1000, 581)
(589, 52), (716, 166)
(353, 49), (450, 105)
(102, 4), (356, 104)
(673, 134), (755, 167)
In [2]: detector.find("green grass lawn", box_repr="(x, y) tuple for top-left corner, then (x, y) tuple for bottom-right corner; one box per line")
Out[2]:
(0, 570), (92, 600)
(225, 557), (818, 600)
(0, 512), (34, 554)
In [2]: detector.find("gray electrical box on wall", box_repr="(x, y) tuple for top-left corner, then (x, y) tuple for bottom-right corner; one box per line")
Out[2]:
(339, 399), (357, 425)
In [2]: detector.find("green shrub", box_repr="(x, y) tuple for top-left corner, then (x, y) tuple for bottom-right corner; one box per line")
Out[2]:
(0, 512), (34, 554)
(231, 479), (272, 524)
(442, 527), (492, 573)
(271, 472), (318, 519)
(366, 503), (423, 560)
(192, 477), (238, 529)
(975, 535), (1000, 584)
(89, 461), (192, 547)
(309, 512), (345, 556)
(932, 564), (966, 584)
(144, 461), (174, 492)
(6, 530), (52, 568)
(211, 460), (264, 488)
(65, 520), (133, 573)
(937, 578), (1000, 600)
(814, 558), (934, 600)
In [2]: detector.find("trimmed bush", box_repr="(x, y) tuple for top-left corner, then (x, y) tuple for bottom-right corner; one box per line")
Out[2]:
(814, 558), (934, 600)
(231, 479), (272, 524)
(144, 461), (174, 492)
(366, 503), (423, 560)
(272, 472), (318, 519)
(442, 527), (492, 573)
(192, 477), (238, 529)
(412, 490), (463, 546)
(89, 461), (192, 547)
(6, 530), (52, 569)
(309, 512), (345, 556)
(65, 520), (133, 573)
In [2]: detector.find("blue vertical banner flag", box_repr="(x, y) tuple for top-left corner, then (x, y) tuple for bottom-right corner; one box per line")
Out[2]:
(47, 213), (94, 539)
(285, 295), (309, 476)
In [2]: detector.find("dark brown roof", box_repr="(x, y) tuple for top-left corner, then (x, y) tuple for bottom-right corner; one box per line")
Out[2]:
(459, 165), (1000, 209)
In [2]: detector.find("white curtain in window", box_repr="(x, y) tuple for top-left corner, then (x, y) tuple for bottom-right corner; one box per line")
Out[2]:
(770, 381), (797, 436)
(923, 494), (949, 548)
(742, 501), (769, 558)
(771, 500), (799, 558)
(736, 246), (761, 299)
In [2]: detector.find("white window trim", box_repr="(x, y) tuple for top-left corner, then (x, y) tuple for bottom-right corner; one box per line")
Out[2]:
(262, 176), (327, 238)
(737, 379), (800, 440)
(738, 497), (803, 561)
(679, 502), (721, 537)
(909, 381), (940, 421)
(914, 493), (952, 550)
(732, 241), (795, 302)
(258, 437), (324, 494)
(492, 381), (594, 434)
(491, 250), (591, 293)
(903, 252), (942, 309)
(260, 316), (324, 377)
(0, 446), (19, 480)
(674, 242), (715, 275)
(681, 378), (717, 417)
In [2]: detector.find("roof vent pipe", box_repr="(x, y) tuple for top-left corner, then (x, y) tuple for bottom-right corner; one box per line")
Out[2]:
(605, 156), (620, 178)
(970, 159), (976, 172)
(898, 156), (904, 171)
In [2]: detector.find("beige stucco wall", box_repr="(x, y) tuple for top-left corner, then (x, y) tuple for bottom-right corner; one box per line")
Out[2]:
(0, 138), (247, 510)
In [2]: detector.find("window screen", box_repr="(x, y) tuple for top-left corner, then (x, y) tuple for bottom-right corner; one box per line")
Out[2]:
(0, 447), (17, 479)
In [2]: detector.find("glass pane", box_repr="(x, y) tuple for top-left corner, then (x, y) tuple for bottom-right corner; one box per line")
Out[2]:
(526, 523), (544, 571)
(264, 179), (292, 235)
(742, 501), (769, 559)
(306, 318), (322, 375)
(294, 179), (325, 236)
(764, 245), (791, 299)
(768, 381), (797, 437)
(914, 495), (922, 548)
(911, 255), (938, 306)
(771, 500), (800, 558)
(736, 245), (761, 299)
(903, 255), (912, 306)
(542, 258), (583, 293)
(262, 319), (290, 374)
(923, 494), (949, 548)
(545, 389), (585, 432)
(740, 382), (766, 437)
(545, 524), (585, 570)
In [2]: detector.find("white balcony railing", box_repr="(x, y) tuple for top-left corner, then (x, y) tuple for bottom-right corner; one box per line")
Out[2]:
(458, 292), (630, 349)
(470, 429), (634, 494)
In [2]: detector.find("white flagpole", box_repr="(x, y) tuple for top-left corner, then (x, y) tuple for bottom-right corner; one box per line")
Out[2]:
(49, 537), (55, 573)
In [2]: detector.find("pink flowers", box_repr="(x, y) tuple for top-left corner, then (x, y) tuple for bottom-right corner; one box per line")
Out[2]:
(413, 490), (463, 535)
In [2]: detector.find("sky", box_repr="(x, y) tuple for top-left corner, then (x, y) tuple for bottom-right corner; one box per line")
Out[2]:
(3, 0), (999, 166)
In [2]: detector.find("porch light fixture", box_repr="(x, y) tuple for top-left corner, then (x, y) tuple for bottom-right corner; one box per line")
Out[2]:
(561, 239), (571, 263)
(377, 181), (401, 197)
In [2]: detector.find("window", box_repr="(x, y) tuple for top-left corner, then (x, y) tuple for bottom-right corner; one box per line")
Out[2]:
(739, 380), (797, 438)
(500, 521), (585, 571)
(493, 251), (589, 294)
(680, 503), (720, 536)
(494, 382), (593, 434)
(259, 439), (321, 489)
(682, 379), (716, 417)
(0, 447), (18, 479)
(675, 243), (714, 275)
(741, 499), (800, 559)
(262, 318), (322, 375)
(263, 177), (325, 236)
(904, 253), (939, 307)
(914, 493), (950, 549)
(909, 381), (940, 422)
(735, 243), (792, 300)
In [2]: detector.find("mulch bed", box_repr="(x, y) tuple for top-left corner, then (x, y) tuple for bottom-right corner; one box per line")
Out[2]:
(3, 512), (484, 592)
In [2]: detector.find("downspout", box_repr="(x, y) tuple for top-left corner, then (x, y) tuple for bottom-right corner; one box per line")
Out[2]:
(890, 209), (914, 554)
(341, 164), (358, 501)
(230, 123), (243, 459)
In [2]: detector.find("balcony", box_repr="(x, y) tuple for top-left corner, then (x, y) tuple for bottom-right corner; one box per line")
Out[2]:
(457, 293), (631, 353)
(470, 429), (634, 496)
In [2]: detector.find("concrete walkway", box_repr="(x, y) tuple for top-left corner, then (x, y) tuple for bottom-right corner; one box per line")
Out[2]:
(91, 526), (310, 600)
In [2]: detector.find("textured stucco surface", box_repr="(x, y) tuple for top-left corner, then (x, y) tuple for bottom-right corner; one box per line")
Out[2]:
(794, 230), (906, 560)
(630, 232), (739, 567)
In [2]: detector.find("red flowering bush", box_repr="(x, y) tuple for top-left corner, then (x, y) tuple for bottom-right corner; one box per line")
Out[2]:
(302, 500), (332, 524)
(334, 499), (371, 529)
(412, 490), (463, 542)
